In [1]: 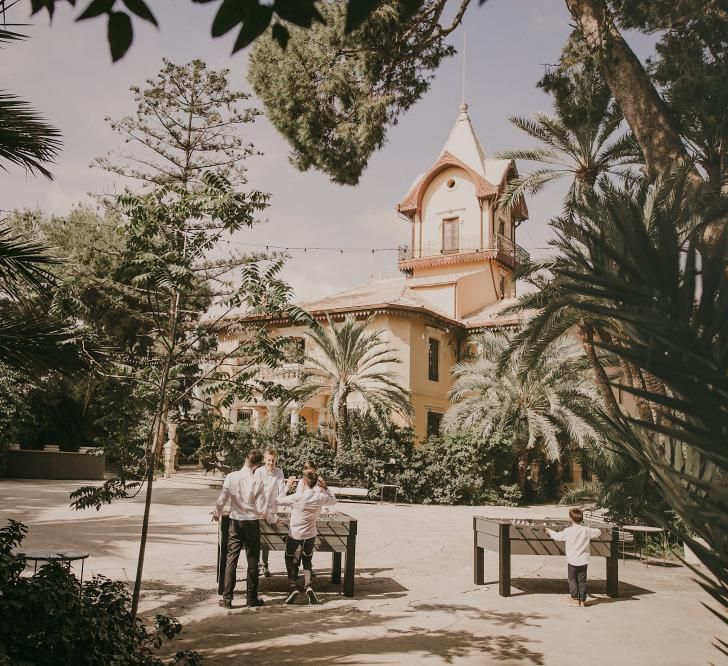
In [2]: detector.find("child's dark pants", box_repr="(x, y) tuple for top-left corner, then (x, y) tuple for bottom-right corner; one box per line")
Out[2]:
(285, 536), (315, 580)
(568, 563), (588, 602)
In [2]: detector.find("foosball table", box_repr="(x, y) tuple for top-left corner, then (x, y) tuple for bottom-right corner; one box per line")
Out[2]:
(473, 517), (620, 598)
(217, 511), (358, 597)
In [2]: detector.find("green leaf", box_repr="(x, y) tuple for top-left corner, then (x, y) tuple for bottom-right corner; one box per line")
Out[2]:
(232, 5), (273, 52)
(121, 0), (158, 27)
(211, 0), (242, 37)
(107, 11), (133, 61)
(271, 21), (289, 49)
(273, 0), (323, 28)
(77, 0), (115, 21)
(345, 0), (380, 33)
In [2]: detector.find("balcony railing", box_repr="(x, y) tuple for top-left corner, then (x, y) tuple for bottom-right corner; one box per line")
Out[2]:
(398, 233), (529, 268)
(496, 233), (530, 267)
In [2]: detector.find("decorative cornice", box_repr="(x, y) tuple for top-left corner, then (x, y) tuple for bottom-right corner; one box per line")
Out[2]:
(397, 151), (498, 218)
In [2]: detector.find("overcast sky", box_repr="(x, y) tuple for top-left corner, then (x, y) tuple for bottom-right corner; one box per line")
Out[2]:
(1, 0), (656, 302)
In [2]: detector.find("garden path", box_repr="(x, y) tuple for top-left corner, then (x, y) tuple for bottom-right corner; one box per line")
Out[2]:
(0, 474), (720, 665)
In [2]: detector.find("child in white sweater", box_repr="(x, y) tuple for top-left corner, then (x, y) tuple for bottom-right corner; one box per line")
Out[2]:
(277, 471), (337, 604)
(546, 507), (601, 607)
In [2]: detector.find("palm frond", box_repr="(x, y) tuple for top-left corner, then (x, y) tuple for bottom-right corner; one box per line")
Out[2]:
(0, 92), (62, 179)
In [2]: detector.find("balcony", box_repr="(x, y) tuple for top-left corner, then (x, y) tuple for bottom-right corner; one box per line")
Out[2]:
(398, 233), (529, 272)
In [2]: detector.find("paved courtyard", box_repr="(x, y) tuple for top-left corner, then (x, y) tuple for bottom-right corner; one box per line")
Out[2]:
(1, 473), (722, 665)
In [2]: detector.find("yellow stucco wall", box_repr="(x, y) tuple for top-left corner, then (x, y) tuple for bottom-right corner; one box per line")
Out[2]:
(220, 312), (459, 444)
(455, 267), (499, 318)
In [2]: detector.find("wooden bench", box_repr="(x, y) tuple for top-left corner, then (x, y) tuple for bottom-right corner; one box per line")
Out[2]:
(326, 479), (370, 501)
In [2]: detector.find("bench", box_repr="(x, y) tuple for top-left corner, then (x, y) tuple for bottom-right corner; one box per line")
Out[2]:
(326, 479), (370, 501)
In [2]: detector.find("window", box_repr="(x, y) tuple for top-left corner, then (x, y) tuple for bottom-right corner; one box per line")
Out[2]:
(442, 217), (459, 254)
(428, 338), (439, 381)
(426, 411), (443, 438)
(445, 178), (457, 190)
(499, 276), (506, 299)
(233, 409), (252, 425)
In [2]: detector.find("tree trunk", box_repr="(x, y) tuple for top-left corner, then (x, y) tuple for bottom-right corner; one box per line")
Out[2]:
(517, 449), (529, 492)
(563, 0), (689, 180)
(335, 399), (348, 454)
(578, 323), (621, 420)
(131, 286), (181, 620)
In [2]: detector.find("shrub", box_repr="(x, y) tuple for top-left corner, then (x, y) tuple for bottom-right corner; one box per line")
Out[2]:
(395, 430), (519, 505)
(0, 520), (200, 666)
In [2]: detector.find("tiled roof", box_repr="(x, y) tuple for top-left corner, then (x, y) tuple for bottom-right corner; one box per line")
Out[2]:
(460, 297), (534, 329)
(298, 276), (456, 323)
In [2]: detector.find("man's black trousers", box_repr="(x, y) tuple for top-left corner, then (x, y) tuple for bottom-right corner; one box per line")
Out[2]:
(223, 518), (261, 602)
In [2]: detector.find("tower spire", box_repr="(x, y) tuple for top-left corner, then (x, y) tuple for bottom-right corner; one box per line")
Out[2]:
(461, 25), (467, 107)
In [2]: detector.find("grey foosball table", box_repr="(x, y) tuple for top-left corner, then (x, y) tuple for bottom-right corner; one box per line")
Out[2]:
(473, 516), (620, 598)
(217, 511), (358, 597)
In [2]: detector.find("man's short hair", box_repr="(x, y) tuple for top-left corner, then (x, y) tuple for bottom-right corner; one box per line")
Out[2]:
(303, 459), (317, 471)
(264, 448), (277, 458)
(247, 449), (263, 467)
(303, 470), (318, 489)
(569, 507), (584, 524)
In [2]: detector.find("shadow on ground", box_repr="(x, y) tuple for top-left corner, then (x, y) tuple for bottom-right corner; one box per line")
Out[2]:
(167, 603), (545, 665)
(508, 577), (654, 599)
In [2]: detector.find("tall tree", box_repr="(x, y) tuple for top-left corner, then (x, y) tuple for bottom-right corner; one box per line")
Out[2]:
(248, 0), (465, 185)
(292, 316), (412, 452)
(67, 60), (308, 618)
(444, 331), (604, 491)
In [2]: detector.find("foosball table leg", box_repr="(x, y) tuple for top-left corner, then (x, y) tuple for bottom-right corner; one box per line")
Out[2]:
(606, 527), (619, 597)
(499, 522), (511, 597)
(343, 531), (356, 597)
(474, 540), (485, 585)
(332, 552), (342, 584)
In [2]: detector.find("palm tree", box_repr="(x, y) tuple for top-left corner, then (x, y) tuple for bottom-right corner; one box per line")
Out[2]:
(513, 169), (728, 644)
(0, 225), (84, 375)
(0, 30), (62, 179)
(291, 316), (412, 452)
(496, 51), (640, 213)
(444, 330), (605, 491)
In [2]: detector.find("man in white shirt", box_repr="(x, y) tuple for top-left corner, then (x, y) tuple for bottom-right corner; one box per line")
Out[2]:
(253, 448), (286, 577)
(546, 507), (602, 607)
(276, 471), (337, 604)
(213, 449), (267, 608)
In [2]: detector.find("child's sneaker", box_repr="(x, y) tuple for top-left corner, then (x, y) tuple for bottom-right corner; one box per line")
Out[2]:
(567, 597), (581, 607)
(305, 586), (319, 605)
(286, 579), (299, 605)
(261, 563), (271, 578)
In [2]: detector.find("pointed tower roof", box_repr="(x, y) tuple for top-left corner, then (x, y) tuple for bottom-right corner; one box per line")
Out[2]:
(439, 102), (487, 176)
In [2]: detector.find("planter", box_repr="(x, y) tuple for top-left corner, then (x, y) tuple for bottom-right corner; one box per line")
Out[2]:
(5, 449), (105, 480)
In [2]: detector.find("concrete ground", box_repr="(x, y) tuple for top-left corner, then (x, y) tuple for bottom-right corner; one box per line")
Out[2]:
(0, 473), (722, 665)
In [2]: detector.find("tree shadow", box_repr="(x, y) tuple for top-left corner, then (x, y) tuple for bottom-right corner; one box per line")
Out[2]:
(15, 514), (216, 559)
(165, 604), (545, 665)
(509, 577), (654, 599)
(409, 604), (545, 629)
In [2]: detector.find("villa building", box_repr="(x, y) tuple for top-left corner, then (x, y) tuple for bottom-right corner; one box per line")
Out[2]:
(217, 103), (531, 443)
